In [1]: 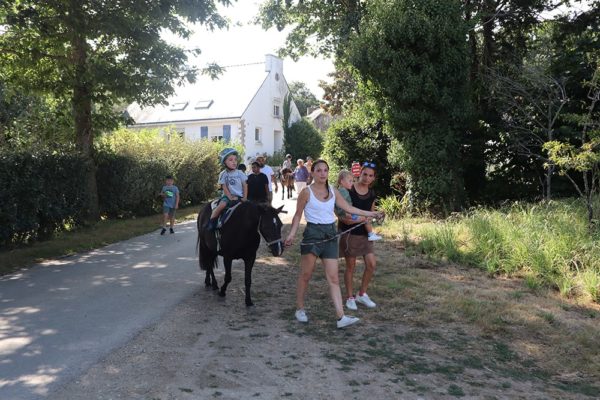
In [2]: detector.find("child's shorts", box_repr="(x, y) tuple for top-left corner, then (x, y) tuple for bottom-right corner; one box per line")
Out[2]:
(163, 206), (176, 216)
(300, 222), (339, 259)
(218, 195), (240, 208)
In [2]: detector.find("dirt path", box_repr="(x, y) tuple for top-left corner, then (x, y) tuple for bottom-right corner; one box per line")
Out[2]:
(51, 198), (600, 399)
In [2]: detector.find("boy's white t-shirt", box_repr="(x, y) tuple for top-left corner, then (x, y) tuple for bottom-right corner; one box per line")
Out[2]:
(218, 169), (247, 197)
(260, 165), (274, 192)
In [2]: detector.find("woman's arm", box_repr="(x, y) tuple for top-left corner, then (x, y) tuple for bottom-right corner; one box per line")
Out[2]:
(333, 188), (380, 218)
(284, 188), (309, 246)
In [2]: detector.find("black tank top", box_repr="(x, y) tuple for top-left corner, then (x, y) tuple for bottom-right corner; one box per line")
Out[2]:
(339, 186), (375, 236)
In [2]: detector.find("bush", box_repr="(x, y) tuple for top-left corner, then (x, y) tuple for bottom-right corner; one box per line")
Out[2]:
(0, 147), (88, 246)
(97, 128), (221, 217)
(284, 118), (323, 161)
(1, 128), (223, 246)
(323, 116), (392, 195)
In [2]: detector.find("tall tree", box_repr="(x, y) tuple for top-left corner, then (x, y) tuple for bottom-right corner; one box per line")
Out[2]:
(257, 0), (363, 60)
(350, 0), (472, 212)
(463, 0), (564, 200)
(288, 81), (319, 116)
(0, 0), (230, 220)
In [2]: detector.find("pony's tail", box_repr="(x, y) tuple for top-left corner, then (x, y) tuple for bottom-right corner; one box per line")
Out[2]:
(197, 203), (218, 271)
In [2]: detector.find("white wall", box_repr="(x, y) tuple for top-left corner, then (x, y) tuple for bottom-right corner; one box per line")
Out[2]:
(135, 119), (241, 143)
(241, 54), (301, 160)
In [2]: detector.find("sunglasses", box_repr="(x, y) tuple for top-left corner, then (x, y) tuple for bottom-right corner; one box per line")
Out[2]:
(362, 162), (376, 168)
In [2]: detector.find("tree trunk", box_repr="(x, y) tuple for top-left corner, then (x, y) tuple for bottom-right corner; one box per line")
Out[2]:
(482, 0), (495, 70)
(71, 3), (99, 221)
(545, 164), (553, 201)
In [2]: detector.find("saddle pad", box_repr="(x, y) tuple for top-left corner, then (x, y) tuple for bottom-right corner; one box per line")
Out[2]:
(217, 201), (242, 229)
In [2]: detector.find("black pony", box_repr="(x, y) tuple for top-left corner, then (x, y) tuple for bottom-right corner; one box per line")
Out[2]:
(196, 201), (285, 306)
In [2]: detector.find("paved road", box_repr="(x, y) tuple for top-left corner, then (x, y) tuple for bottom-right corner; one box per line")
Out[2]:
(0, 220), (203, 400)
(0, 195), (298, 400)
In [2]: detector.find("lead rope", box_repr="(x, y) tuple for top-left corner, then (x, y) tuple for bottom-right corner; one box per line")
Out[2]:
(299, 221), (366, 246)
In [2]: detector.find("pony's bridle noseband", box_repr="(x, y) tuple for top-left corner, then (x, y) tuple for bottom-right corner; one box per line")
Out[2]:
(258, 215), (283, 247)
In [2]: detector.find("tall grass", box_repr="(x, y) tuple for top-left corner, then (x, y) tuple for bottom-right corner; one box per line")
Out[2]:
(403, 199), (600, 302)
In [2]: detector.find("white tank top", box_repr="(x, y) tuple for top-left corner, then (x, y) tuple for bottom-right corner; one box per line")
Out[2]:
(304, 185), (336, 224)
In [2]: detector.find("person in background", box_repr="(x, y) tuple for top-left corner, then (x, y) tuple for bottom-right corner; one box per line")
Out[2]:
(282, 154), (293, 170)
(247, 161), (269, 203)
(284, 159), (382, 329)
(293, 158), (309, 195)
(160, 175), (179, 235)
(256, 154), (277, 204)
(305, 156), (314, 185)
(238, 163), (247, 174)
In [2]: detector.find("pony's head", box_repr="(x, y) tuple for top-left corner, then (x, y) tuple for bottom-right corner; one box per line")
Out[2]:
(257, 204), (286, 256)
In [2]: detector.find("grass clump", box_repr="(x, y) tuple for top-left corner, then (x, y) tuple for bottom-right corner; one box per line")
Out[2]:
(390, 198), (600, 303)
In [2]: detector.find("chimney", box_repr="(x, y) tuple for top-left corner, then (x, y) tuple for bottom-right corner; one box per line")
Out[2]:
(265, 54), (283, 73)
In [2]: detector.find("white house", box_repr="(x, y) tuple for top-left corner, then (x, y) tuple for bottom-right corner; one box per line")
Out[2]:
(126, 54), (301, 159)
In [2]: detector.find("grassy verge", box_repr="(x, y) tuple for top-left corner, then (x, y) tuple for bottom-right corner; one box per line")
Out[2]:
(280, 224), (600, 398)
(378, 199), (600, 304)
(0, 205), (200, 276)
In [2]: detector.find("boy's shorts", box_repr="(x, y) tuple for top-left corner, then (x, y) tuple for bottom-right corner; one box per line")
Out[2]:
(218, 195), (240, 208)
(300, 222), (339, 259)
(163, 206), (176, 217)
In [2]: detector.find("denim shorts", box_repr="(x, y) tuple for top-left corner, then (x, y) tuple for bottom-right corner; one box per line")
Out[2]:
(163, 206), (176, 217)
(218, 195), (240, 208)
(300, 222), (339, 259)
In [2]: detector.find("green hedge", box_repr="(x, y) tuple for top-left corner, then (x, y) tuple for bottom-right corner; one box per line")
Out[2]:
(0, 148), (89, 245)
(1, 129), (222, 246)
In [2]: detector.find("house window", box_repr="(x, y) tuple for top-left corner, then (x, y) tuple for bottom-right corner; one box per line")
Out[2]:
(223, 125), (231, 143)
(255, 127), (262, 143)
(195, 100), (213, 109)
(200, 126), (208, 139)
(169, 101), (188, 111)
(273, 105), (280, 118)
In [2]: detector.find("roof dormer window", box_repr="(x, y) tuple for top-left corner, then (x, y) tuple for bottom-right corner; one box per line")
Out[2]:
(194, 100), (214, 109)
(170, 101), (188, 111)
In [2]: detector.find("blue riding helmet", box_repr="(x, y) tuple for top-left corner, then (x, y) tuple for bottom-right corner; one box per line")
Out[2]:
(219, 147), (238, 166)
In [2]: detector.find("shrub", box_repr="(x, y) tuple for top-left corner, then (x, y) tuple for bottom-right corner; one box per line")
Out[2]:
(284, 118), (323, 162)
(323, 116), (392, 195)
(0, 147), (88, 246)
(97, 128), (221, 217)
(1, 128), (223, 246)
(379, 195), (404, 220)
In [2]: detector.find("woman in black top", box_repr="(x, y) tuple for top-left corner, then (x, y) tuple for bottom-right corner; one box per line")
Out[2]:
(338, 163), (379, 310)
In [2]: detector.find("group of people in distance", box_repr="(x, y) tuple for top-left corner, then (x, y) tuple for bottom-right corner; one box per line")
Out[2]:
(161, 148), (384, 329)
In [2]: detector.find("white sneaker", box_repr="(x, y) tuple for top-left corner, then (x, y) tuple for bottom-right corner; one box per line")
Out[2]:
(356, 293), (377, 308)
(346, 297), (358, 310)
(368, 232), (382, 241)
(337, 315), (360, 328)
(295, 309), (308, 323)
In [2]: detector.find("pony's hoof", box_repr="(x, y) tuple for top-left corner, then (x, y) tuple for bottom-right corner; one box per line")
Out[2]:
(246, 301), (254, 307)
(212, 284), (219, 291)
(219, 291), (226, 297)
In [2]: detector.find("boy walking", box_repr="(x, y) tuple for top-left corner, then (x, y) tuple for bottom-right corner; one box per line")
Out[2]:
(160, 175), (180, 235)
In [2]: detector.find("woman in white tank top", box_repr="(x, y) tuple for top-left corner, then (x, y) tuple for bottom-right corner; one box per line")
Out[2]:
(284, 159), (382, 329)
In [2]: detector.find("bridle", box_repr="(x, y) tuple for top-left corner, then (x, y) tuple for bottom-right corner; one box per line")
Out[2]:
(258, 215), (283, 247)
